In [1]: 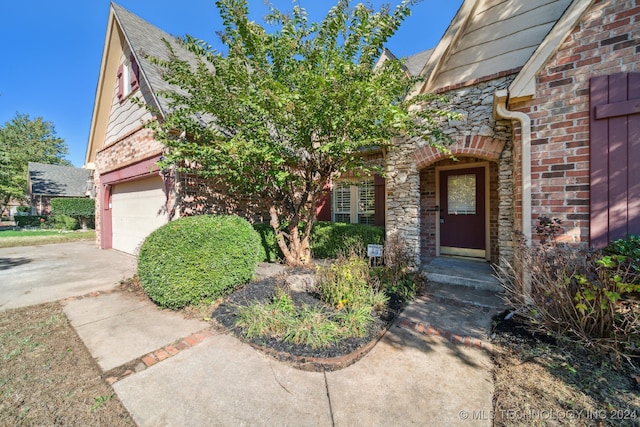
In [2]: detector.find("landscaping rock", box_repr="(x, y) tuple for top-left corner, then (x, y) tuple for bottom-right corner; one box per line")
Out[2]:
(285, 274), (317, 294)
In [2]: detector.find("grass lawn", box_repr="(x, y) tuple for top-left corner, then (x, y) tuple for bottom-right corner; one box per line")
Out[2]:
(0, 303), (134, 425)
(0, 230), (95, 248)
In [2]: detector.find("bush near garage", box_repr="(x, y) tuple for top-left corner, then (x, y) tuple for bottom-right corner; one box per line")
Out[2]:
(51, 198), (95, 230)
(138, 215), (261, 309)
(253, 221), (385, 262)
(49, 215), (78, 230)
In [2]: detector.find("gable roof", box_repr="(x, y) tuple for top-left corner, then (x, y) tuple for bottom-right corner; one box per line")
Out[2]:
(86, 3), (197, 166)
(28, 163), (92, 197)
(404, 48), (434, 77)
(111, 3), (196, 116)
(419, 0), (577, 93)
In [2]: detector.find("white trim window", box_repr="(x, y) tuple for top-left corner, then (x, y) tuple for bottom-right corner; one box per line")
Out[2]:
(332, 178), (375, 224)
(332, 181), (351, 223)
(357, 179), (375, 225)
(117, 54), (140, 102)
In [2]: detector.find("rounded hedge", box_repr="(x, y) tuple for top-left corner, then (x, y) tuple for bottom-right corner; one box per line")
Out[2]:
(138, 215), (261, 309)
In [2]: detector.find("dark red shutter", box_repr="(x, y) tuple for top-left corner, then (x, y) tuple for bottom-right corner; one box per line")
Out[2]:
(117, 64), (124, 100)
(590, 72), (640, 247)
(129, 54), (140, 91)
(374, 174), (385, 227)
(316, 183), (332, 222)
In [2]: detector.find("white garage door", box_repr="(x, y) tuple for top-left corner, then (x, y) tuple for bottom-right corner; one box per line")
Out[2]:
(111, 176), (167, 254)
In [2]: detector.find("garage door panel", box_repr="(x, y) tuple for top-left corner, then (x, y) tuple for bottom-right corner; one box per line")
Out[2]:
(111, 176), (167, 254)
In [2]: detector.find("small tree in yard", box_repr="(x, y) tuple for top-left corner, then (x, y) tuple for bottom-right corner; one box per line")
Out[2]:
(0, 113), (70, 216)
(51, 198), (95, 230)
(151, 0), (456, 266)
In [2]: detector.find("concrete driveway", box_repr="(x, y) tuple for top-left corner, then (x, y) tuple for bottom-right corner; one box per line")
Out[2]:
(0, 241), (137, 311)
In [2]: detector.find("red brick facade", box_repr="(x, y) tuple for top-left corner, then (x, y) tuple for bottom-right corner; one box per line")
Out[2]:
(95, 127), (163, 175)
(93, 126), (270, 249)
(510, 0), (639, 244)
(413, 136), (506, 170)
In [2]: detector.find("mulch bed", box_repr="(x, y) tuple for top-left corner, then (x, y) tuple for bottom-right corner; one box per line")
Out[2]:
(212, 267), (406, 370)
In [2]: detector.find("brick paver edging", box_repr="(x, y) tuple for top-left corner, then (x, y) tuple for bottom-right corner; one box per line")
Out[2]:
(61, 289), (218, 385)
(102, 329), (216, 385)
(394, 317), (495, 354)
(244, 321), (392, 372)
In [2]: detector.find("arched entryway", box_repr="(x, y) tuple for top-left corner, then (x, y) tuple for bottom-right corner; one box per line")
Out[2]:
(414, 136), (507, 264)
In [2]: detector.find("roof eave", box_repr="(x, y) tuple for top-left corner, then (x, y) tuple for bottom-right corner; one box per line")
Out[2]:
(418, 0), (479, 93)
(86, 5), (117, 167)
(112, 5), (167, 119)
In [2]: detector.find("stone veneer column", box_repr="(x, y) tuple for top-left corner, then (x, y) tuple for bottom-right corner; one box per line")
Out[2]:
(497, 139), (514, 267)
(386, 136), (422, 266)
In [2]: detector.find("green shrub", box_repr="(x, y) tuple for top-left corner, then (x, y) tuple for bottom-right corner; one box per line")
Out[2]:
(236, 286), (374, 349)
(51, 198), (95, 230)
(253, 223), (280, 263)
(15, 215), (47, 228)
(317, 252), (388, 312)
(236, 249), (390, 349)
(603, 234), (640, 274)
(311, 222), (384, 259)
(252, 221), (385, 262)
(49, 215), (79, 230)
(50, 198), (94, 217)
(497, 236), (640, 364)
(138, 215), (261, 309)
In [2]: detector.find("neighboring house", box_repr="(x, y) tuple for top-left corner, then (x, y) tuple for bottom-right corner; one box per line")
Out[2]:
(1, 199), (27, 220)
(383, 0), (639, 266)
(27, 162), (92, 215)
(88, 1), (639, 264)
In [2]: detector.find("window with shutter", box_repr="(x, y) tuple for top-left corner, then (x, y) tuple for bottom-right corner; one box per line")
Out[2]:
(117, 54), (140, 102)
(590, 72), (640, 247)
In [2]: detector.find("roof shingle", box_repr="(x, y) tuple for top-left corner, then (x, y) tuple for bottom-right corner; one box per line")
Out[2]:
(28, 162), (92, 197)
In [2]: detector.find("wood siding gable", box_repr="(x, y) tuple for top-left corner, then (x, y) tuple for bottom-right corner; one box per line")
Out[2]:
(423, 0), (573, 92)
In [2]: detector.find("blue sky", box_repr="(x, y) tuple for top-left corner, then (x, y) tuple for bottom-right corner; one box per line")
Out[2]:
(0, 1), (462, 167)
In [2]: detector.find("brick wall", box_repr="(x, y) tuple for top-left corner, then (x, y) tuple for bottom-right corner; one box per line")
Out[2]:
(177, 172), (269, 223)
(510, 0), (639, 244)
(93, 127), (164, 248)
(95, 127), (163, 175)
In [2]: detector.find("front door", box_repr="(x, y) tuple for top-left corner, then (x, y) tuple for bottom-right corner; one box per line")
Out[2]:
(439, 166), (486, 258)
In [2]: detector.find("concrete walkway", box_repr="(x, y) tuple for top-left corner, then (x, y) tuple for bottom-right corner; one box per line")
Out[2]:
(61, 272), (501, 426)
(113, 326), (493, 427)
(63, 292), (208, 371)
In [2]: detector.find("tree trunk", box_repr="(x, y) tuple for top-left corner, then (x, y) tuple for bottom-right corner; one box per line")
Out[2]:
(269, 205), (312, 267)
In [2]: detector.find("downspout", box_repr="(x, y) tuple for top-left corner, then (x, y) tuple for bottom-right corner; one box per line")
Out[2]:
(494, 89), (533, 301)
(493, 89), (532, 245)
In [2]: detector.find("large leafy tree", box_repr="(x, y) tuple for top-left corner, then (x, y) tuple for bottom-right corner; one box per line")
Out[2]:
(152, 0), (454, 266)
(0, 113), (70, 215)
